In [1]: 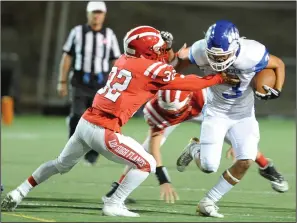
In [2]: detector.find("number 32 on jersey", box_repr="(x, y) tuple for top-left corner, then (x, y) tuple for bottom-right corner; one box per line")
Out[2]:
(98, 67), (132, 102)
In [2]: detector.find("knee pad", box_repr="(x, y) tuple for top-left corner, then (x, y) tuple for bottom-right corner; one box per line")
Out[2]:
(200, 159), (220, 173)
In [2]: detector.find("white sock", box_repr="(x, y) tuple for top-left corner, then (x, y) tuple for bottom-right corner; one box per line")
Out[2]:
(109, 169), (149, 204)
(17, 180), (33, 197)
(206, 175), (234, 203)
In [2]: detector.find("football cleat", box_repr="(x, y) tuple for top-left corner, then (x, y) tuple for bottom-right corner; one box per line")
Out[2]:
(1, 189), (24, 211)
(102, 202), (139, 217)
(197, 197), (224, 218)
(259, 159), (289, 193)
(176, 137), (200, 172)
(102, 182), (136, 204)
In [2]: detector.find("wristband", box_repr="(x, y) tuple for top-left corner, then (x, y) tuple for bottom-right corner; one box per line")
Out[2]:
(155, 166), (171, 185)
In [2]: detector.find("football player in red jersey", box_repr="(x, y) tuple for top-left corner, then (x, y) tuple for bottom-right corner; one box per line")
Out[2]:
(1, 26), (239, 217)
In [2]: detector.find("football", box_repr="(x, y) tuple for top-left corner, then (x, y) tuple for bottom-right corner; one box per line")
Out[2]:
(251, 68), (276, 93)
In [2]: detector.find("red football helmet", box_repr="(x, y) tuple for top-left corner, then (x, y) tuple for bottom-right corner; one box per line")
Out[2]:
(123, 26), (167, 61)
(157, 90), (193, 114)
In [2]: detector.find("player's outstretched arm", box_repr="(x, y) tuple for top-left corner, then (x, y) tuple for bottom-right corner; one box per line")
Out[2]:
(145, 62), (239, 92)
(168, 44), (192, 72)
(158, 73), (240, 92)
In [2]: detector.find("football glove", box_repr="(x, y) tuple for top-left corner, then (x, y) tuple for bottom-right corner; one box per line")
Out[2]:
(161, 31), (173, 50)
(255, 85), (281, 100)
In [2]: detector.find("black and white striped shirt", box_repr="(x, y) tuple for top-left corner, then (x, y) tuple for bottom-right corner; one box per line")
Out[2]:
(63, 24), (121, 76)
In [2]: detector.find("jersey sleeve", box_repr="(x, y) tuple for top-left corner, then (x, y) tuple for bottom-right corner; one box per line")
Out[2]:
(188, 40), (209, 66)
(251, 41), (269, 73)
(236, 39), (270, 73)
(62, 27), (76, 56)
(159, 74), (224, 91)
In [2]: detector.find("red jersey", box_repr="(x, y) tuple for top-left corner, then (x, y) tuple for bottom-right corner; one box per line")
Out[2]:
(82, 55), (222, 133)
(143, 89), (206, 132)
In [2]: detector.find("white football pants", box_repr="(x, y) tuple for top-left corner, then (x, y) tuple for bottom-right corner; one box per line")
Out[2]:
(54, 118), (156, 174)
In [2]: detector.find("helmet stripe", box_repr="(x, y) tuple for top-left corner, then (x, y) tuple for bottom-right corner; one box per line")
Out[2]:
(165, 90), (171, 103)
(125, 32), (160, 45)
(175, 90), (181, 101)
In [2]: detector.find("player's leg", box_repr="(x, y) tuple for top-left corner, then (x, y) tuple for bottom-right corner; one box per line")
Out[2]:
(142, 124), (179, 151)
(104, 124), (179, 202)
(88, 124), (156, 217)
(83, 96), (100, 164)
(256, 151), (289, 192)
(68, 87), (85, 138)
(225, 134), (288, 193)
(198, 116), (258, 218)
(1, 121), (91, 211)
(177, 115), (229, 173)
(187, 113), (203, 124)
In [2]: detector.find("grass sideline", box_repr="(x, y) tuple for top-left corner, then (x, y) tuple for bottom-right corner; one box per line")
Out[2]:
(1, 116), (296, 222)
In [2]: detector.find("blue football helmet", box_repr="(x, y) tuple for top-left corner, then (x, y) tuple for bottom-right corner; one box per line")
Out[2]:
(205, 20), (240, 72)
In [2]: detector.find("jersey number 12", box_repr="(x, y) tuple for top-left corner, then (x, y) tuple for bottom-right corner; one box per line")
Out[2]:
(97, 67), (132, 102)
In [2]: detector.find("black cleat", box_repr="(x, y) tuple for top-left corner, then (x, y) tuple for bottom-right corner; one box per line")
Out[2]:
(259, 160), (289, 193)
(102, 182), (136, 204)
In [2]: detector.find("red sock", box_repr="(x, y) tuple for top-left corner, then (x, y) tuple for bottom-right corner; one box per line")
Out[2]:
(28, 176), (38, 187)
(255, 152), (269, 168)
(118, 174), (126, 184)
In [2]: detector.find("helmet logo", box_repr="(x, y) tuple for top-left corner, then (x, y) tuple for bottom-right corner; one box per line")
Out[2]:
(227, 29), (240, 44)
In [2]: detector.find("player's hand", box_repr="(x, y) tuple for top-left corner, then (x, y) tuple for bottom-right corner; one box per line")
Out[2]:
(220, 72), (240, 85)
(160, 183), (179, 203)
(226, 147), (236, 162)
(255, 85), (281, 100)
(57, 82), (68, 97)
(177, 43), (188, 59)
(161, 31), (174, 50)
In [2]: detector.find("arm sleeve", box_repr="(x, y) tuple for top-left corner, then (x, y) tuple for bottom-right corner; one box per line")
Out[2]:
(144, 61), (223, 92)
(62, 28), (76, 56)
(188, 40), (208, 66)
(253, 49), (269, 73)
(110, 32), (121, 60)
(159, 74), (223, 91)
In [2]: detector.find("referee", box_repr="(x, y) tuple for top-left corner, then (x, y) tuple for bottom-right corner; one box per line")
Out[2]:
(57, 1), (121, 165)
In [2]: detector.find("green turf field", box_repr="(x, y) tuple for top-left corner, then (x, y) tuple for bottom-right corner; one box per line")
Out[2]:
(1, 116), (296, 222)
